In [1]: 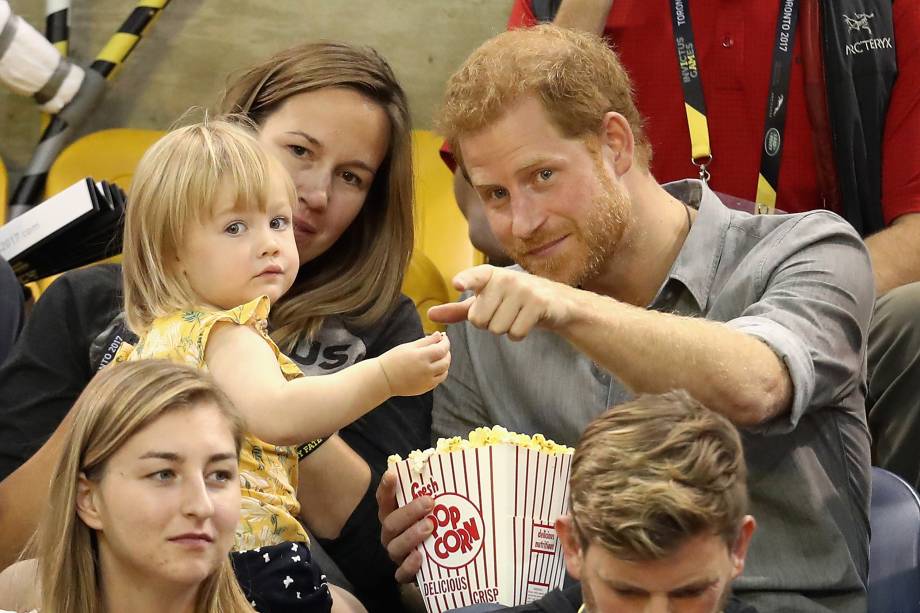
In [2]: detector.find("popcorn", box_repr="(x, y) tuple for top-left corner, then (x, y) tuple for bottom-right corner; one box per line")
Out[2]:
(389, 425), (573, 612)
(389, 426), (573, 474)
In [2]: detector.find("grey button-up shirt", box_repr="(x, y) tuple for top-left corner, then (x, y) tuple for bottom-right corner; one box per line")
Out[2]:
(434, 180), (874, 613)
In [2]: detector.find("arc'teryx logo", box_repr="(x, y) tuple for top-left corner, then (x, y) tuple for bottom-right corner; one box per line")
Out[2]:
(843, 13), (874, 36)
(841, 12), (891, 56)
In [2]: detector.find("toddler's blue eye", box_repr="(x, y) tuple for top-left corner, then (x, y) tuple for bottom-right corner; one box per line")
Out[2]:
(225, 222), (246, 235)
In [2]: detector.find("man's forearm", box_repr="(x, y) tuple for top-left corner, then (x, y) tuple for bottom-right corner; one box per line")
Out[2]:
(555, 287), (792, 426)
(296, 434), (371, 540)
(553, 0), (614, 35)
(864, 213), (920, 295)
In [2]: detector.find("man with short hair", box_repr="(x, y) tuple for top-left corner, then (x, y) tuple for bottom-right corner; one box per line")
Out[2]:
(379, 25), (873, 613)
(545, 390), (757, 613)
(443, 391), (758, 613)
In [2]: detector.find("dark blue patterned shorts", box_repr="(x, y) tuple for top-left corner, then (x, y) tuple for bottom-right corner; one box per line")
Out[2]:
(232, 541), (333, 613)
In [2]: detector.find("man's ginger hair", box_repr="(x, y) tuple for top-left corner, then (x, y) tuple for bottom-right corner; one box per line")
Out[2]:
(437, 24), (651, 171)
(570, 390), (748, 561)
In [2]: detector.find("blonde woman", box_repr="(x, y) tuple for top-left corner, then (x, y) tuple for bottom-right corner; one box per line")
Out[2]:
(0, 360), (255, 613)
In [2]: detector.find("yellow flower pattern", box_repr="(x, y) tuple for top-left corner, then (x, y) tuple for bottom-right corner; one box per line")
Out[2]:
(113, 296), (309, 551)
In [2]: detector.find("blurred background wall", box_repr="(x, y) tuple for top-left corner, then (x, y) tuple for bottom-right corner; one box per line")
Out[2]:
(0, 0), (513, 184)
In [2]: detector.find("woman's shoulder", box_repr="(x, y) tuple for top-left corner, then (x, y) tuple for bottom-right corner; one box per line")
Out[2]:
(0, 559), (40, 613)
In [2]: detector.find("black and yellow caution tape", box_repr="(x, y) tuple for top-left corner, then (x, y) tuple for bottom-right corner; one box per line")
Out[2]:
(9, 0), (171, 218)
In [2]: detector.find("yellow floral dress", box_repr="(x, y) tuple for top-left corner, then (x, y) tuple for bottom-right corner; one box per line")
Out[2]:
(113, 296), (309, 551)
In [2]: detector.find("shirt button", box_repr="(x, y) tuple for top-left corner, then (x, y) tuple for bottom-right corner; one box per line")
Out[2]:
(722, 35), (734, 48)
(591, 361), (610, 382)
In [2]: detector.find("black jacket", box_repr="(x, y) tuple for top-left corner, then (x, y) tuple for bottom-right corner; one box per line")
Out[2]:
(820, 0), (896, 236)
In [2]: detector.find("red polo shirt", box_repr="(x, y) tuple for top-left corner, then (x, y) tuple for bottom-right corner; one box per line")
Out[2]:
(443, 1), (920, 225)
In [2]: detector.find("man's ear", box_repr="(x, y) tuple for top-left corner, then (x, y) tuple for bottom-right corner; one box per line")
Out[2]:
(599, 111), (635, 177)
(556, 515), (585, 581)
(730, 515), (757, 580)
(75, 472), (104, 531)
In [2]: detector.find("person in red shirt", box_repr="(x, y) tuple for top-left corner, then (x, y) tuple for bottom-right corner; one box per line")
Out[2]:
(443, 0), (920, 490)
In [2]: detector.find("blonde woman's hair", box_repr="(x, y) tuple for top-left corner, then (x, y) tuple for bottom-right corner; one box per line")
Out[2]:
(219, 41), (414, 350)
(122, 116), (296, 334)
(32, 360), (253, 613)
(570, 390), (748, 561)
(438, 24), (652, 172)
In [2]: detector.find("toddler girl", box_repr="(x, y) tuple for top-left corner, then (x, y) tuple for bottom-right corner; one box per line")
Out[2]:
(114, 118), (449, 612)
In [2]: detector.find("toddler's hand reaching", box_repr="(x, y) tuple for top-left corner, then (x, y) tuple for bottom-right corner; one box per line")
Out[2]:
(379, 332), (451, 397)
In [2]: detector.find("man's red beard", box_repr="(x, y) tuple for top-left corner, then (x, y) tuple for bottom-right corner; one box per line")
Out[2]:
(509, 164), (630, 287)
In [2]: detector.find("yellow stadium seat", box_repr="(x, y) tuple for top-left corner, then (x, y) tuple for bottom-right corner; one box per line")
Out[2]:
(404, 250), (451, 333)
(0, 156), (7, 226)
(23, 129), (166, 298)
(44, 128), (166, 197)
(411, 129), (484, 299)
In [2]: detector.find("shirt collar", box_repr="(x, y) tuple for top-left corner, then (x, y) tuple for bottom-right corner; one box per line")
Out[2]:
(655, 179), (734, 312)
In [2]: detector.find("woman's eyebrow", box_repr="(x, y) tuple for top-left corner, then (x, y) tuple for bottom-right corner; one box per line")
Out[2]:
(345, 159), (376, 175)
(208, 453), (239, 463)
(137, 452), (237, 463)
(138, 451), (181, 461)
(285, 130), (376, 175)
(285, 130), (322, 148)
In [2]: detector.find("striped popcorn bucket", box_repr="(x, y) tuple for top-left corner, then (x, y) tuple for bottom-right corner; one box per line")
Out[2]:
(392, 442), (572, 612)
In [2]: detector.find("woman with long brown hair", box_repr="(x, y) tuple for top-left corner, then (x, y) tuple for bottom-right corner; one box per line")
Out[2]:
(0, 41), (429, 610)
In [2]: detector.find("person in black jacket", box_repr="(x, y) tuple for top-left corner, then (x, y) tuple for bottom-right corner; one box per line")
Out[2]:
(0, 41), (427, 613)
(0, 257), (23, 366)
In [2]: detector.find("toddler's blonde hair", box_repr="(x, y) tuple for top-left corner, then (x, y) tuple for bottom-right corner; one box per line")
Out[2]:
(122, 116), (296, 333)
